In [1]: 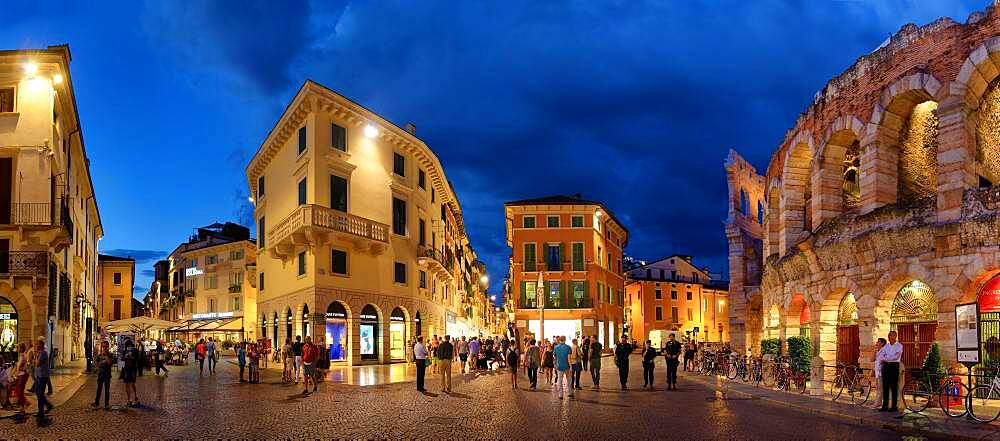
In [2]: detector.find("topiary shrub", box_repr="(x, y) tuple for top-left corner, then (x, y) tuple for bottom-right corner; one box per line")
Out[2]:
(786, 335), (812, 374)
(920, 342), (945, 390)
(761, 338), (781, 358)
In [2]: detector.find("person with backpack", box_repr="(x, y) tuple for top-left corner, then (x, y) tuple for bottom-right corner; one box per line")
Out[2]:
(195, 339), (207, 375)
(525, 339), (540, 390)
(301, 336), (319, 395)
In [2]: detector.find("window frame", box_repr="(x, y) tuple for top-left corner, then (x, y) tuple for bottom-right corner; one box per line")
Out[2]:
(394, 261), (407, 285)
(331, 122), (347, 152)
(393, 152), (406, 177)
(391, 196), (407, 236)
(298, 176), (307, 205)
(113, 272), (122, 286)
(0, 86), (15, 113)
(418, 169), (426, 190)
(571, 215), (584, 228)
(522, 216), (535, 228)
(331, 248), (348, 276)
(547, 216), (559, 228)
(297, 126), (307, 156)
(330, 173), (348, 212)
(297, 251), (306, 277)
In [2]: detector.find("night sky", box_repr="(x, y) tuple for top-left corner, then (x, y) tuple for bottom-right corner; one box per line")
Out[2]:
(1, 1), (985, 301)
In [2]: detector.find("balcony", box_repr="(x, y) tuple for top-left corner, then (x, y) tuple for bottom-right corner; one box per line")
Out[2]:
(229, 285), (242, 293)
(418, 246), (454, 282)
(268, 205), (389, 258)
(0, 251), (49, 278)
(0, 201), (73, 250)
(518, 293), (593, 310)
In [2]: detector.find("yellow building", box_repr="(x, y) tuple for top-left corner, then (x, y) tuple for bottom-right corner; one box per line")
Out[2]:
(97, 255), (135, 323)
(160, 223), (257, 344)
(0, 46), (102, 365)
(246, 80), (490, 365)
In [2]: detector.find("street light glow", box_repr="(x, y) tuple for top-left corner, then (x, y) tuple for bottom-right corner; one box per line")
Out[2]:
(480, 275), (489, 284)
(52, 73), (63, 84)
(490, 295), (496, 301)
(23, 62), (37, 76)
(364, 124), (379, 138)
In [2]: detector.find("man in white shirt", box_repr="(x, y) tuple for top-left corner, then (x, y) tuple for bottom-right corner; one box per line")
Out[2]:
(876, 330), (904, 412)
(414, 336), (429, 392)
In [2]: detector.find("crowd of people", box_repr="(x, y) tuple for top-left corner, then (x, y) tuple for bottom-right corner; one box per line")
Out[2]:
(0, 336), (54, 426)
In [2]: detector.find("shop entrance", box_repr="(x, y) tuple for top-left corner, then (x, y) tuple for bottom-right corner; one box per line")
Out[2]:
(836, 292), (860, 367)
(389, 307), (406, 361)
(359, 305), (379, 361)
(0, 296), (18, 360)
(977, 274), (1000, 369)
(890, 280), (938, 382)
(325, 302), (348, 362)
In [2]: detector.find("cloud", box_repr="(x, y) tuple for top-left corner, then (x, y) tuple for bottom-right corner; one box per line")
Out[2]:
(140, 269), (156, 278)
(103, 249), (167, 264)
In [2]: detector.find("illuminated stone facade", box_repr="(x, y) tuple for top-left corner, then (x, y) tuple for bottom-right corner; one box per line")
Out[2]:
(726, 7), (1000, 379)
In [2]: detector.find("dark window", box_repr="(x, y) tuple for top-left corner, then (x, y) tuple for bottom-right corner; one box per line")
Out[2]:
(655, 289), (662, 299)
(393, 152), (405, 176)
(297, 252), (306, 276)
(298, 126), (307, 154)
(418, 219), (426, 246)
(257, 175), (265, 199)
(0, 88), (13, 113)
(113, 272), (122, 285)
(655, 306), (663, 321)
(571, 216), (583, 227)
(571, 243), (584, 271)
(524, 243), (536, 271)
(298, 177), (307, 205)
(418, 169), (426, 189)
(394, 262), (406, 284)
(522, 217), (535, 228)
(671, 307), (679, 322)
(330, 175), (347, 212)
(687, 291), (693, 300)
(331, 123), (347, 151)
(258, 217), (265, 248)
(331, 249), (347, 275)
(671, 290), (677, 300)
(113, 299), (122, 321)
(547, 244), (561, 271)
(258, 272), (264, 291)
(547, 216), (559, 227)
(392, 197), (407, 236)
(419, 270), (427, 288)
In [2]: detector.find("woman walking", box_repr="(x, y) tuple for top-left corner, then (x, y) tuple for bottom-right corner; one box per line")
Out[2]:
(11, 343), (29, 414)
(542, 340), (554, 385)
(91, 341), (113, 409)
(195, 339), (207, 375)
(120, 340), (139, 407)
(282, 338), (294, 384)
(507, 343), (519, 389)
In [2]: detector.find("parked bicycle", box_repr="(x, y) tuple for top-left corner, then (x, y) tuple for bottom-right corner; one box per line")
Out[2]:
(902, 369), (969, 418)
(967, 366), (1000, 423)
(774, 356), (807, 394)
(828, 364), (871, 405)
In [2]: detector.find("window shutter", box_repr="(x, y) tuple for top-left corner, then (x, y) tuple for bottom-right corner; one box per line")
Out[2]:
(539, 244), (546, 267)
(559, 243), (565, 270)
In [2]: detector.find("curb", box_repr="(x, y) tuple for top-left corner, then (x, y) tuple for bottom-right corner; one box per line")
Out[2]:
(686, 374), (995, 441)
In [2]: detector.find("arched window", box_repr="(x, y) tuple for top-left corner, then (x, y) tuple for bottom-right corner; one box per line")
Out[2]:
(0, 297), (18, 356)
(285, 307), (293, 341)
(757, 200), (765, 224)
(359, 305), (379, 360)
(739, 188), (749, 214)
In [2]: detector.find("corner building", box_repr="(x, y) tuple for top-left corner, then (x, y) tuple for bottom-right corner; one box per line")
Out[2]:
(247, 81), (489, 365)
(505, 195), (628, 349)
(97, 254), (135, 323)
(726, 7), (1000, 383)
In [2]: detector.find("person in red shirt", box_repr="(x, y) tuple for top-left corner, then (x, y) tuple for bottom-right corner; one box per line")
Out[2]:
(301, 336), (319, 395)
(195, 339), (207, 375)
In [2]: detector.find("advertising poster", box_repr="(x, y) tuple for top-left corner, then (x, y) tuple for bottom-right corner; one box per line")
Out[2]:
(954, 302), (980, 364)
(360, 324), (374, 355)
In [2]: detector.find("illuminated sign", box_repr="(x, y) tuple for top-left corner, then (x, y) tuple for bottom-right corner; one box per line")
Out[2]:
(979, 275), (1000, 313)
(325, 312), (346, 319)
(191, 311), (234, 320)
(360, 314), (378, 321)
(0, 313), (16, 320)
(185, 267), (204, 277)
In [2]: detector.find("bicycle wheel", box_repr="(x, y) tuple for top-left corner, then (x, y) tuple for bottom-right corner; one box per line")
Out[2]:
(794, 372), (807, 394)
(727, 362), (740, 380)
(751, 363), (762, 387)
(829, 373), (844, 400)
(849, 376), (871, 406)
(903, 379), (931, 413)
(968, 385), (1000, 423)
(939, 380), (968, 418)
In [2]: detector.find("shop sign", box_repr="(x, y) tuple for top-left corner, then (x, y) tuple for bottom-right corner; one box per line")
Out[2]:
(185, 267), (204, 277)
(390, 315), (404, 322)
(0, 313), (16, 320)
(360, 314), (377, 321)
(978, 275), (1000, 313)
(192, 311), (234, 320)
(955, 302), (980, 364)
(325, 311), (346, 319)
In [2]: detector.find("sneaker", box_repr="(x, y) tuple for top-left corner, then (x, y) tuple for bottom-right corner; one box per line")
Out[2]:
(90, 402), (99, 408)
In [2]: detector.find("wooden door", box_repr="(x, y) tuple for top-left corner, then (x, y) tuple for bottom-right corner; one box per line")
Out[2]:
(837, 325), (860, 366)
(896, 322), (937, 382)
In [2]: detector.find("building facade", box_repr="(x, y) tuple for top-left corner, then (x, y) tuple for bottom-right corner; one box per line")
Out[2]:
(246, 81), (489, 365)
(624, 255), (729, 346)
(505, 195), (628, 349)
(160, 223), (257, 343)
(97, 254), (135, 323)
(726, 8), (1000, 380)
(0, 46), (102, 365)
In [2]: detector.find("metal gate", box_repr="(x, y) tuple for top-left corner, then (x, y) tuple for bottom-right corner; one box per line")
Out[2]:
(981, 312), (1000, 378)
(895, 322), (937, 383)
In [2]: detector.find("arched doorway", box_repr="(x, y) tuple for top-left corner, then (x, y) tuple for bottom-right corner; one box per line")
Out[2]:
(359, 305), (379, 361)
(389, 307), (406, 361)
(302, 304), (311, 338)
(285, 307), (293, 341)
(977, 274), (1000, 367)
(414, 311), (422, 338)
(836, 292), (860, 367)
(0, 296), (18, 359)
(325, 302), (348, 361)
(890, 280), (938, 377)
(799, 302), (811, 338)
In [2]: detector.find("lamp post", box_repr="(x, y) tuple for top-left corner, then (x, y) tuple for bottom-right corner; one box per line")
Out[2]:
(536, 271), (545, 342)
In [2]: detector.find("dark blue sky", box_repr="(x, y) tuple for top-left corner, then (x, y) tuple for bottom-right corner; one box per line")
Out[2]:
(2, 1), (985, 299)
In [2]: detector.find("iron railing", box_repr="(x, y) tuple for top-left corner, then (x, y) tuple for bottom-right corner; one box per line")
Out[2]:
(0, 251), (49, 277)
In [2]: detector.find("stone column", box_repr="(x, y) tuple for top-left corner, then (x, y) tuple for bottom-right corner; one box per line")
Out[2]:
(859, 131), (899, 214)
(812, 145), (846, 228)
(935, 96), (977, 222)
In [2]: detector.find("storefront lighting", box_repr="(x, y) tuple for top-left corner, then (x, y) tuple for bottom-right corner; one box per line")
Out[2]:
(364, 124), (379, 138)
(52, 74), (63, 85)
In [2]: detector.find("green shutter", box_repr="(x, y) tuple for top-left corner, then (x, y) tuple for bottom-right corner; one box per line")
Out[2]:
(559, 243), (565, 271)
(521, 281), (527, 306)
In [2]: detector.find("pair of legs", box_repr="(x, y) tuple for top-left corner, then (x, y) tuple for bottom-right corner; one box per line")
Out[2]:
(591, 360), (601, 387)
(439, 359), (453, 392)
(527, 366), (538, 388)
(555, 369), (573, 398)
(880, 363), (899, 411)
(642, 362), (654, 388)
(93, 377), (111, 408)
(666, 359), (679, 389)
(572, 363), (582, 389)
(510, 366), (518, 388)
(416, 360), (426, 391)
(302, 365), (316, 394)
(294, 356), (303, 383)
(34, 378), (50, 422)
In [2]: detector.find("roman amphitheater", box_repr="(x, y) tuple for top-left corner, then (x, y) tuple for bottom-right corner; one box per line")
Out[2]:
(725, 6), (1000, 378)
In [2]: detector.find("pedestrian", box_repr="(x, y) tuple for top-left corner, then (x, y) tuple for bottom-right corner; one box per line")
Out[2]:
(136, 340), (146, 377)
(292, 335), (304, 384)
(877, 330), (903, 412)
(11, 343), (29, 414)
(589, 335), (603, 389)
(614, 335), (633, 390)
(414, 336), (428, 392)
(195, 338), (207, 375)
(120, 339), (139, 408)
(507, 343), (519, 389)
(571, 338), (583, 390)
(642, 340), (657, 390)
(542, 340), (554, 384)
(663, 334), (681, 390)
(437, 335), (454, 393)
(526, 339), (540, 390)
(237, 343), (247, 383)
(91, 341), (113, 410)
(553, 336), (573, 399)
(430, 335), (439, 375)
(457, 336), (469, 374)
(248, 343), (261, 384)
(282, 338), (294, 383)
(206, 337), (217, 375)
(154, 340), (168, 376)
(582, 336), (591, 372)
(301, 336), (319, 394)
(871, 338), (886, 410)
(32, 337), (51, 426)
(469, 337), (481, 372)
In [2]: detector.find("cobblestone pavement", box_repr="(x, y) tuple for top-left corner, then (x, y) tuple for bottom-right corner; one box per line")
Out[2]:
(1, 357), (953, 440)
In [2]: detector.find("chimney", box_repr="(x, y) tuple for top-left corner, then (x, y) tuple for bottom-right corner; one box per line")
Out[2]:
(404, 123), (416, 135)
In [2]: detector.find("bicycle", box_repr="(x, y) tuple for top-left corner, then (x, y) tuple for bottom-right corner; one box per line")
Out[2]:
(747, 357), (763, 387)
(902, 369), (969, 418)
(828, 364), (871, 405)
(967, 366), (1000, 423)
(727, 355), (748, 381)
(774, 356), (807, 394)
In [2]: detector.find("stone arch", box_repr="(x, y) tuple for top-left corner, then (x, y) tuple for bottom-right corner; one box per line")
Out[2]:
(739, 187), (749, 215)
(765, 180), (781, 258)
(784, 293), (811, 339)
(0, 283), (32, 350)
(299, 302), (311, 339)
(358, 303), (384, 362)
(780, 132), (815, 253)
(954, 37), (1000, 187)
(272, 311), (279, 345)
(862, 72), (944, 212)
(814, 116), (865, 226)
(388, 305), (410, 361)
(284, 306), (294, 343)
(323, 300), (352, 363)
